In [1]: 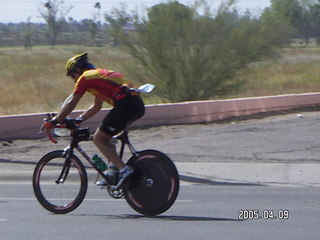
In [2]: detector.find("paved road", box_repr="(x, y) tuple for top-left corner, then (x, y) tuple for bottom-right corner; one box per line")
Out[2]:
(1, 111), (320, 239)
(1, 183), (319, 240)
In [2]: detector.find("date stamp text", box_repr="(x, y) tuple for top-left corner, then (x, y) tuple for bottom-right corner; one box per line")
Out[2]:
(238, 209), (289, 220)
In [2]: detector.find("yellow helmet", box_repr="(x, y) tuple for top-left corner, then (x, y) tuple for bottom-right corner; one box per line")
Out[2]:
(65, 53), (88, 76)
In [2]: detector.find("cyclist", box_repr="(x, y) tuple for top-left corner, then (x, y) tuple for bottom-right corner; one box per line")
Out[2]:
(45, 53), (145, 188)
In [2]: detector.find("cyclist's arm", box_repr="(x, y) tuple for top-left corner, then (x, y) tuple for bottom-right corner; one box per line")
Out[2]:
(78, 97), (103, 121)
(56, 93), (82, 122)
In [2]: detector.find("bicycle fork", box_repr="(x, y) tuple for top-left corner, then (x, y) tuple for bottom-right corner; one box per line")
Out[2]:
(55, 146), (74, 184)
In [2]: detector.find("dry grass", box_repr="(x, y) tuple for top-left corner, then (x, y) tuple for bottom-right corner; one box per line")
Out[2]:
(1, 45), (320, 115)
(0, 46), (135, 115)
(232, 47), (320, 98)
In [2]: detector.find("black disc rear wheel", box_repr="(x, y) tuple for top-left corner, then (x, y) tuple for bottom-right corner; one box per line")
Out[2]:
(124, 150), (179, 216)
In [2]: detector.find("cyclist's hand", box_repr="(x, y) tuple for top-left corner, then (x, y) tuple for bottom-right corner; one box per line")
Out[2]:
(44, 121), (55, 131)
(39, 114), (59, 144)
(42, 118), (57, 132)
(41, 116), (58, 132)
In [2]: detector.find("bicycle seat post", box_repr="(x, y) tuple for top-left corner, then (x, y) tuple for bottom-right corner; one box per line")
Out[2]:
(117, 130), (128, 160)
(110, 136), (118, 145)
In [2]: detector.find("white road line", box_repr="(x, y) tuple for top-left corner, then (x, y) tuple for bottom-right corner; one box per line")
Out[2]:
(0, 197), (192, 203)
(0, 198), (122, 201)
(0, 198), (35, 201)
(0, 219), (8, 222)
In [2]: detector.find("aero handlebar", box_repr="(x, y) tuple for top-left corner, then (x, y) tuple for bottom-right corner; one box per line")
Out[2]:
(40, 114), (82, 144)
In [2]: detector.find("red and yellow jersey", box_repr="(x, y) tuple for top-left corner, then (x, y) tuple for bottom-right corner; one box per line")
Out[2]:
(73, 68), (134, 106)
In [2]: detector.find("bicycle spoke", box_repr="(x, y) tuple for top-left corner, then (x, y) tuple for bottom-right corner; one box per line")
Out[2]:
(33, 150), (87, 214)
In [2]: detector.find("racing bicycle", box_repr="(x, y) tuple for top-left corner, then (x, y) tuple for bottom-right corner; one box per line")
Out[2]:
(32, 84), (180, 216)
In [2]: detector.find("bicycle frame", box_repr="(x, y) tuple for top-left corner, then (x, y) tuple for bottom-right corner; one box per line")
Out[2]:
(57, 128), (139, 185)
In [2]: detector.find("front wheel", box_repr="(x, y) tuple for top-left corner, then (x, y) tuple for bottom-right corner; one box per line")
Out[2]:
(33, 150), (88, 214)
(124, 150), (180, 216)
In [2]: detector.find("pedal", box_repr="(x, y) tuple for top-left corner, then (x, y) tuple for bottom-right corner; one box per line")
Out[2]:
(107, 186), (124, 199)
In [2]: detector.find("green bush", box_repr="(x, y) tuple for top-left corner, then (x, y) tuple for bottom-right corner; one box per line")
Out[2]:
(118, 1), (290, 102)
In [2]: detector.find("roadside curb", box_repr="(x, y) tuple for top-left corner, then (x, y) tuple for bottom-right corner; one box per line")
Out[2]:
(1, 92), (320, 140)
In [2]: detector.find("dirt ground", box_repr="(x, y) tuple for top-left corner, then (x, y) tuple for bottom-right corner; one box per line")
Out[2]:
(1, 111), (319, 168)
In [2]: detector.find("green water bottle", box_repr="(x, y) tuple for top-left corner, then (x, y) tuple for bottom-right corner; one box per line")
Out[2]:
(92, 154), (108, 171)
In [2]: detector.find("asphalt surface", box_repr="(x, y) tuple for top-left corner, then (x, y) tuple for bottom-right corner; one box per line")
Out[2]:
(2, 183), (320, 240)
(1, 111), (320, 239)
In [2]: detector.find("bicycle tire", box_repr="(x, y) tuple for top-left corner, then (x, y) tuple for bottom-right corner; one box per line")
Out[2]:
(33, 150), (88, 214)
(124, 150), (179, 216)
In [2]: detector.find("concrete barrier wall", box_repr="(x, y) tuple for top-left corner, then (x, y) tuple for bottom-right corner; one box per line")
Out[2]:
(1, 92), (320, 140)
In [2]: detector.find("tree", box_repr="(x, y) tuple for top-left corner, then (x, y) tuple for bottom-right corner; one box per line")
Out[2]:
(23, 17), (34, 49)
(38, 0), (73, 45)
(89, 20), (98, 45)
(116, 1), (287, 102)
(308, 0), (320, 43)
(260, 4), (295, 45)
(88, 2), (102, 46)
(94, 2), (102, 24)
(105, 4), (130, 46)
(267, 0), (316, 45)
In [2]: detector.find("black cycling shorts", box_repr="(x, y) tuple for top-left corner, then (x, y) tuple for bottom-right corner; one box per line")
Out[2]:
(99, 95), (145, 136)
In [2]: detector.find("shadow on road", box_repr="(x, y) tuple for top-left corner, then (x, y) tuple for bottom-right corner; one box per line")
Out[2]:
(74, 213), (241, 222)
(180, 174), (265, 186)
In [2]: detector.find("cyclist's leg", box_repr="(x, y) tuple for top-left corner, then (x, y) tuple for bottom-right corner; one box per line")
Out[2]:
(94, 129), (135, 187)
(93, 129), (125, 169)
(93, 96), (145, 186)
(93, 95), (145, 168)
